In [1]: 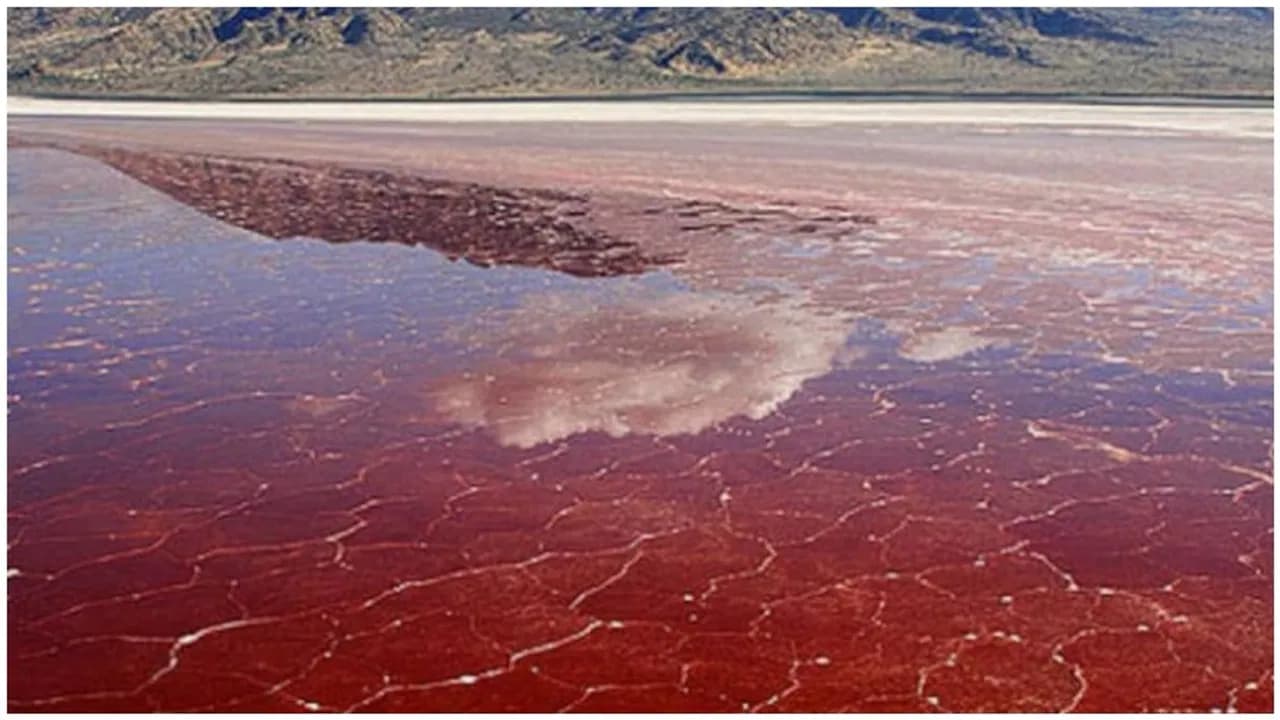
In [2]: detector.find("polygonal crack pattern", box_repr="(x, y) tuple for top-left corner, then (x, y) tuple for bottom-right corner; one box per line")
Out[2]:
(6, 115), (1273, 713)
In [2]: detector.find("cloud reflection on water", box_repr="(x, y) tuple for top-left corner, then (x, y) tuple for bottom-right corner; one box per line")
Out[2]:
(433, 290), (851, 448)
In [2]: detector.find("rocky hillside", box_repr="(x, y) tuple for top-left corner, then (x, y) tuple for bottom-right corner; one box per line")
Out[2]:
(7, 7), (1273, 98)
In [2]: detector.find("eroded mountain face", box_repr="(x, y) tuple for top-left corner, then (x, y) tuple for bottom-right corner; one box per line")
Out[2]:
(6, 111), (1273, 712)
(7, 7), (1274, 97)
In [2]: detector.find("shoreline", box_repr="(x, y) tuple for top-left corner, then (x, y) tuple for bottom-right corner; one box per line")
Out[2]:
(9, 97), (1273, 139)
(8, 89), (1273, 109)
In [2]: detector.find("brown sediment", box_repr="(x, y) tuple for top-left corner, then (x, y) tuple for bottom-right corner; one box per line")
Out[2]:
(8, 137), (44, 150)
(44, 142), (684, 278)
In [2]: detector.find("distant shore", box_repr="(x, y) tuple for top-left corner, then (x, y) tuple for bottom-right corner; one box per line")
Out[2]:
(8, 89), (1273, 108)
(8, 96), (1273, 141)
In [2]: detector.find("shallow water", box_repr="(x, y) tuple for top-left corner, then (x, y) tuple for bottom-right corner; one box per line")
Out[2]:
(6, 117), (1273, 713)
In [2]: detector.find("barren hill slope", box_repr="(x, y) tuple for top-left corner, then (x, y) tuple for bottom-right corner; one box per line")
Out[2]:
(7, 7), (1273, 98)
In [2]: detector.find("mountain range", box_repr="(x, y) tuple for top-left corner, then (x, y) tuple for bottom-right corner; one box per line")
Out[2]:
(7, 7), (1274, 98)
